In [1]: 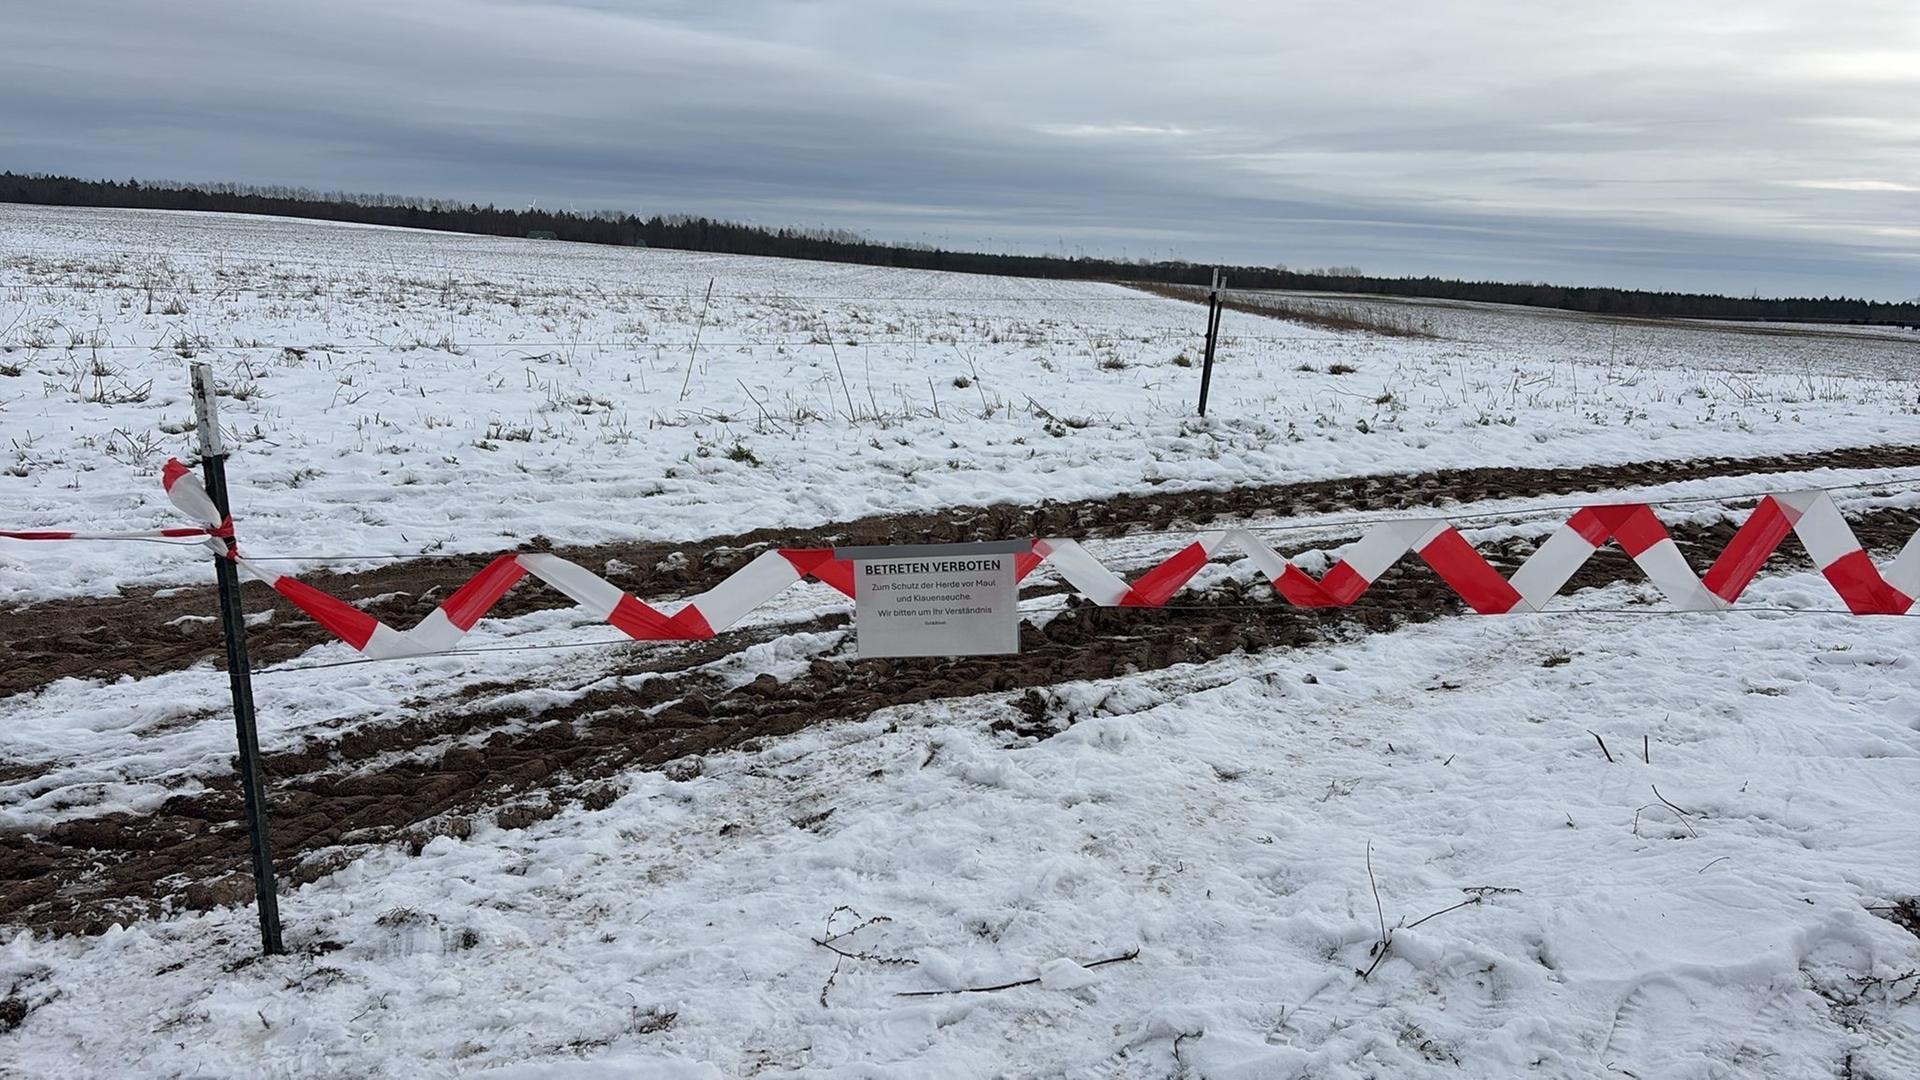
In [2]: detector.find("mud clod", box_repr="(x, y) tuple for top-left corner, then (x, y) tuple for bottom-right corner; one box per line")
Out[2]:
(663, 756), (704, 782)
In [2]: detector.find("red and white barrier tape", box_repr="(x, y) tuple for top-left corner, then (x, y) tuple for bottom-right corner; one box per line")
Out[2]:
(10, 459), (1918, 660)
(153, 460), (1920, 657)
(3, 461), (235, 543)
(0, 526), (227, 541)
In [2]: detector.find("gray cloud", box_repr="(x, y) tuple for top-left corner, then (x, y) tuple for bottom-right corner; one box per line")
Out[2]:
(2, 0), (1916, 297)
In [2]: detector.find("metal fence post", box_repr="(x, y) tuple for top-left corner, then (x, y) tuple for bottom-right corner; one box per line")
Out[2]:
(1197, 268), (1225, 416)
(190, 362), (283, 956)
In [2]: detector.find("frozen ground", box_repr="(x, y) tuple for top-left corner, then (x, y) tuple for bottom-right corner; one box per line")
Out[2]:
(2, 207), (1919, 1078)
(4, 203), (1919, 600)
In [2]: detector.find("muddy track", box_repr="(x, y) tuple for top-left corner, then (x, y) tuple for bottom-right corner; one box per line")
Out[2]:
(5, 507), (1917, 938)
(6, 444), (1920, 702)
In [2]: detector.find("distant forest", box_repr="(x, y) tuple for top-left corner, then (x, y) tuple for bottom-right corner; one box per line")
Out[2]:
(5, 172), (1917, 326)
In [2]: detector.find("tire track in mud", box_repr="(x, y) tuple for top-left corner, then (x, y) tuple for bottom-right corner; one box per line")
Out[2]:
(5, 505), (1918, 938)
(5, 442), (1920, 701)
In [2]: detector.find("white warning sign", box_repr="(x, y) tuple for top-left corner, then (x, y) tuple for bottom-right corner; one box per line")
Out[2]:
(841, 542), (1025, 658)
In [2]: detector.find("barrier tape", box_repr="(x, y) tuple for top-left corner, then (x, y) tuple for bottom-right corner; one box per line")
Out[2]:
(0, 527), (226, 541)
(5, 464), (235, 543)
(8, 459), (1917, 659)
(123, 459), (1920, 658)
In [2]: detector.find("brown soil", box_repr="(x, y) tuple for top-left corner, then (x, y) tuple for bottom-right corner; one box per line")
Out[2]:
(3, 498), (1913, 939)
(5, 443), (1917, 701)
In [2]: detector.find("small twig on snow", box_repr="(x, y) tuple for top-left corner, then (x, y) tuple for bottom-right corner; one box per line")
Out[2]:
(1405, 896), (1482, 929)
(677, 277), (714, 402)
(894, 950), (1139, 997)
(1367, 842), (1386, 943)
(814, 907), (913, 1007)
(736, 379), (790, 436)
(811, 937), (916, 965)
(1587, 729), (1614, 763)
(1358, 842), (1394, 980)
(819, 958), (842, 1007)
(1172, 1028), (1203, 1062)
(828, 339), (858, 422)
(1650, 784), (1694, 818)
(1633, 803), (1698, 839)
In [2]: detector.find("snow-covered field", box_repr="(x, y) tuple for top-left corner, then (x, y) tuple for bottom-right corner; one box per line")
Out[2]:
(12, 580), (1920, 1079)
(1225, 288), (1920, 380)
(4, 203), (1919, 600)
(3, 206), (1919, 1078)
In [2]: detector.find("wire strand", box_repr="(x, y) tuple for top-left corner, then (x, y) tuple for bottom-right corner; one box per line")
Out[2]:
(7, 337), (1915, 362)
(208, 469), (1920, 565)
(253, 602), (1914, 676)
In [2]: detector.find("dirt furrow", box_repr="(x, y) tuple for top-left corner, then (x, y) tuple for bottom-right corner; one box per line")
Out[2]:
(5, 506), (1916, 938)
(6, 443), (1920, 701)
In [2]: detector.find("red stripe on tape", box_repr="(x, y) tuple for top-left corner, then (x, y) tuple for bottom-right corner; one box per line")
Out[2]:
(273, 577), (379, 651)
(162, 458), (191, 492)
(1273, 564), (1339, 607)
(1121, 542), (1209, 607)
(778, 548), (832, 577)
(608, 596), (716, 640)
(810, 557), (856, 599)
(1014, 549), (1044, 581)
(1821, 551), (1913, 615)
(1418, 527), (1522, 613)
(669, 604), (715, 640)
(778, 547), (854, 597)
(0, 531), (76, 540)
(1567, 508), (1610, 547)
(442, 556), (528, 631)
(608, 594), (682, 639)
(1703, 497), (1793, 603)
(1568, 504), (1669, 558)
(1319, 561), (1370, 605)
(1608, 506), (1669, 559)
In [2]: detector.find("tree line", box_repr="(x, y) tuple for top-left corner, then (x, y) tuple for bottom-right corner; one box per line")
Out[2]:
(4, 171), (1915, 326)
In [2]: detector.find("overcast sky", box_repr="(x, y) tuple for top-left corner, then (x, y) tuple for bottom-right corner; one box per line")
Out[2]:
(4, 0), (1917, 298)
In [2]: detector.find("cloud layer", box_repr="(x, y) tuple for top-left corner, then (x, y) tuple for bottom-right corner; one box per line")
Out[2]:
(4, 0), (1917, 297)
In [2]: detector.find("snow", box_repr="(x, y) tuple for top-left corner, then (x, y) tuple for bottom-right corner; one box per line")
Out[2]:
(5, 572), (1918, 1077)
(4, 207), (1919, 1077)
(5, 203), (1919, 601)
(1228, 288), (1920, 379)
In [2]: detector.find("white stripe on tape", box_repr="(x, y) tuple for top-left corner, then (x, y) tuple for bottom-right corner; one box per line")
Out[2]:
(1506, 525), (1594, 612)
(1887, 529), (1920, 598)
(1036, 539), (1133, 606)
(688, 550), (803, 632)
(514, 554), (627, 619)
(1784, 493), (1862, 570)
(405, 608), (468, 654)
(1632, 537), (1725, 611)
(1223, 529), (1294, 583)
(1342, 518), (1446, 582)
